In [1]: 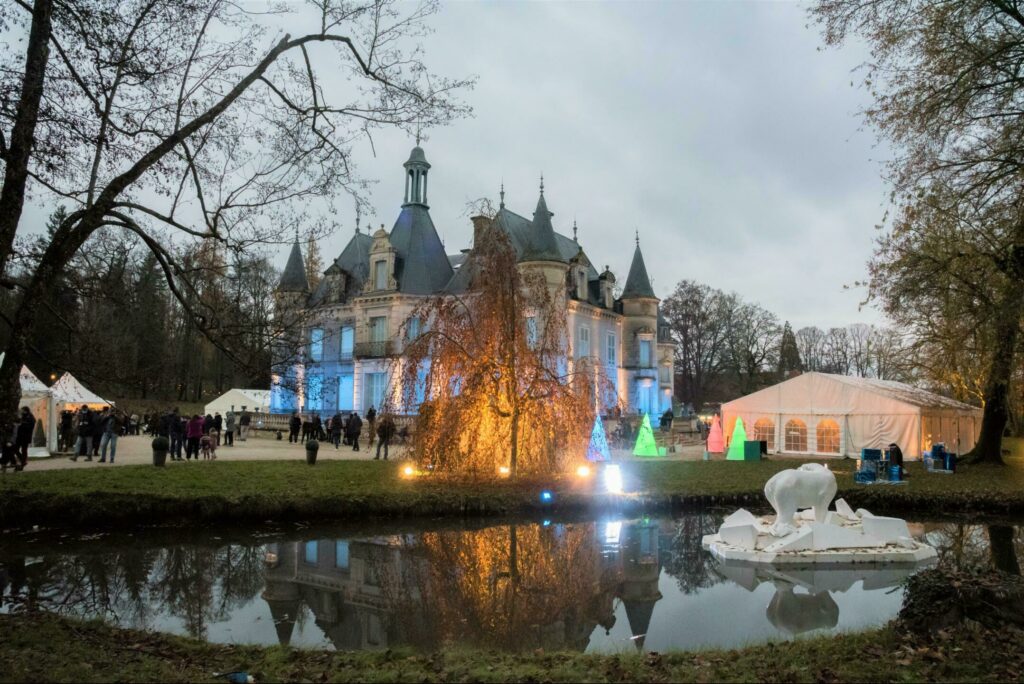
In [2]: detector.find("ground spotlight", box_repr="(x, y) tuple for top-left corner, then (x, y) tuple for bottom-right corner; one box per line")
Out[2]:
(402, 465), (415, 477)
(498, 466), (510, 476)
(603, 464), (623, 494)
(540, 490), (554, 503)
(576, 464), (591, 478)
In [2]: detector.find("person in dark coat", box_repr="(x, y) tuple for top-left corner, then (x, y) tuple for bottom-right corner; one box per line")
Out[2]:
(330, 412), (343, 449)
(71, 407), (95, 462)
(169, 409), (184, 461)
(213, 412), (223, 445)
(375, 413), (395, 461)
(1, 421), (17, 472)
(289, 412), (301, 444)
(203, 414), (214, 435)
(365, 406), (377, 447)
(345, 412), (363, 452)
(312, 413), (323, 441)
(13, 406), (35, 470)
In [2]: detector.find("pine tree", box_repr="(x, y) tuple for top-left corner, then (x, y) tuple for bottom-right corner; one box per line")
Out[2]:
(777, 321), (803, 377)
(304, 230), (323, 290)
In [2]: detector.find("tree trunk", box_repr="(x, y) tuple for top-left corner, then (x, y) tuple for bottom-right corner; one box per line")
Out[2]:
(970, 284), (1024, 464)
(988, 525), (1021, 575)
(0, 0), (53, 274)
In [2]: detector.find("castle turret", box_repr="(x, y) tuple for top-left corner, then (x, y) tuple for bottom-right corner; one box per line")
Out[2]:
(276, 236), (310, 312)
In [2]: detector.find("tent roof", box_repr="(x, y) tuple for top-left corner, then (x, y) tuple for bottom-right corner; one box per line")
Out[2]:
(51, 372), (110, 406)
(722, 372), (981, 417)
(0, 353), (50, 395)
(204, 388), (270, 414)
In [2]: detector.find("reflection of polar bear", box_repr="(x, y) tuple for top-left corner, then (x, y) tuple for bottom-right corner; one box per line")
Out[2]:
(764, 463), (837, 537)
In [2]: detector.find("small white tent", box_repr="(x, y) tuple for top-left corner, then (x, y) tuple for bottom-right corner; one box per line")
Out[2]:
(204, 388), (270, 416)
(50, 372), (111, 409)
(0, 353), (58, 454)
(722, 372), (982, 458)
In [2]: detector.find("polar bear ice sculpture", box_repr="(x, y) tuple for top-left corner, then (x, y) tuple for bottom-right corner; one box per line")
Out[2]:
(764, 463), (837, 537)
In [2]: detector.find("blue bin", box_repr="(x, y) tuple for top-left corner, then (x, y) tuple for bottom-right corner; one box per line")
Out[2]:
(889, 465), (901, 482)
(944, 453), (957, 472)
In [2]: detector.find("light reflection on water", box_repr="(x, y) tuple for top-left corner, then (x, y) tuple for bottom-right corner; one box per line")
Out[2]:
(0, 516), (1019, 653)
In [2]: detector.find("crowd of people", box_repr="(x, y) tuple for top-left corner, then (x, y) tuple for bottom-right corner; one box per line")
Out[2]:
(287, 406), (403, 461)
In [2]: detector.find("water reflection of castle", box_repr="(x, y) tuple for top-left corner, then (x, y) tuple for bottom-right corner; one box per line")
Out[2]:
(262, 520), (667, 652)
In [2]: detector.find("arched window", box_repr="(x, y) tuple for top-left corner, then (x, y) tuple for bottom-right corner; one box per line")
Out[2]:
(753, 418), (775, 448)
(784, 419), (807, 452)
(816, 419), (840, 454)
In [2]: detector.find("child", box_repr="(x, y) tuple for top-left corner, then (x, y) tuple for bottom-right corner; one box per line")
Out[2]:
(208, 428), (219, 459)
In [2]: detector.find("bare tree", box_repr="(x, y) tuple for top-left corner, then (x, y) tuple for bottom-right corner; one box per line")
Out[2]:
(725, 302), (780, 394)
(0, 0), (472, 422)
(796, 326), (826, 372)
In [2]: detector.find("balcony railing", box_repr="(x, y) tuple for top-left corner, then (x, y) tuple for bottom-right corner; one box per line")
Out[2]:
(354, 340), (396, 358)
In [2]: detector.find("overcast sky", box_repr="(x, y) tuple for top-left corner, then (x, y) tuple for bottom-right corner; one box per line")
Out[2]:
(293, 0), (888, 330)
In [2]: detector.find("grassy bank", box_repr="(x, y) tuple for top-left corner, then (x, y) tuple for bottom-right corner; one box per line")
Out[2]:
(2, 457), (1024, 529)
(1, 611), (1019, 683)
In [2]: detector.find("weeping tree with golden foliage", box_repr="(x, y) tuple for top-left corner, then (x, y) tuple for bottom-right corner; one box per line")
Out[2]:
(400, 227), (600, 477)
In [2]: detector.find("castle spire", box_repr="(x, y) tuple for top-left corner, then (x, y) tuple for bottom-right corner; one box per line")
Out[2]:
(621, 235), (656, 299)
(499, 181), (505, 209)
(277, 235), (309, 293)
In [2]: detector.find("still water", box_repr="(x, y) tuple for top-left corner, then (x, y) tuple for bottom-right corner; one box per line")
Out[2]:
(0, 515), (1019, 653)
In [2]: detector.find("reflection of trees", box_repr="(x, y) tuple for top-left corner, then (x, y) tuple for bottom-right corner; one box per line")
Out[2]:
(0, 541), (268, 641)
(660, 512), (723, 594)
(393, 524), (614, 651)
(926, 523), (1024, 574)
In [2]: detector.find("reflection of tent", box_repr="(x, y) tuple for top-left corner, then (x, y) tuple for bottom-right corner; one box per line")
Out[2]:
(0, 353), (58, 455)
(51, 372), (110, 409)
(722, 372), (983, 458)
(204, 388), (270, 416)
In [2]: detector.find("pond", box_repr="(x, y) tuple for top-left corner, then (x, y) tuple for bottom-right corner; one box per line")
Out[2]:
(0, 514), (1020, 653)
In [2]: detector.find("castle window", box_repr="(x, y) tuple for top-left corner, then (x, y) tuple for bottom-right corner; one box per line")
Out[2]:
(339, 325), (354, 360)
(525, 316), (538, 348)
(304, 541), (318, 565)
(309, 328), (324, 362)
(639, 339), (652, 367)
(369, 316), (388, 342)
(577, 325), (590, 359)
(578, 271), (587, 299)
(373, 259), (387, 290)
(406, 316), (421, 341)
(606, 332), (616, 366)
(659, 365), (670, 383)
(335, 541), (350, 569)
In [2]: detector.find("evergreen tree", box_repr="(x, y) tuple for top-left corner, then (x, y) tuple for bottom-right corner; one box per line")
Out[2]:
(304, 230), (323, 290)
(777, 321), (802, 377)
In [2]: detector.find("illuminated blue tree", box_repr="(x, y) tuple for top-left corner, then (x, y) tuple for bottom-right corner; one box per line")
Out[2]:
(587, 414), (611, 462)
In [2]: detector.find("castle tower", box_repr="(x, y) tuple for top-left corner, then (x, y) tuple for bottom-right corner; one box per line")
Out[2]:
(518, 179), (569, 297)
(619, 235), (660, 414)
(275, 235), (311, 312)
(403, 145), (431, 207)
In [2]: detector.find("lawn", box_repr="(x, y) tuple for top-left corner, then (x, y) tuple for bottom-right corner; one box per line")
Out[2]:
(2, 456), (1024, 528)
(1, 611), (1019, 683)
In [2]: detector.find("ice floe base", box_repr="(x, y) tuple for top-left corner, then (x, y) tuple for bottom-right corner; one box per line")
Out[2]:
(701, 500), (938, 565)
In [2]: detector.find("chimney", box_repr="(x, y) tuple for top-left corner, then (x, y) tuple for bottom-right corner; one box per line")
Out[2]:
(471, 215), (491, 246)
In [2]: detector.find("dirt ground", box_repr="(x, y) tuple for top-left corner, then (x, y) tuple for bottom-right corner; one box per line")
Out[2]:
(23, 432), (707, 471)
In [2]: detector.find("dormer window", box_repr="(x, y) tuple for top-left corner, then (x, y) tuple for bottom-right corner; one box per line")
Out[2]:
(577, 270), (587, 300)
(373, 259), (387, 290)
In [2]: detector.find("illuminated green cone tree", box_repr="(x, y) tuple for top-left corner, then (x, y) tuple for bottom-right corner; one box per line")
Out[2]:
(633, 414), (661, 457)
(726, 417), (747, 461)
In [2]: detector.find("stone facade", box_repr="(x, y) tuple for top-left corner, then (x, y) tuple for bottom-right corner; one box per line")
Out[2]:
(271, 145), (674, 416)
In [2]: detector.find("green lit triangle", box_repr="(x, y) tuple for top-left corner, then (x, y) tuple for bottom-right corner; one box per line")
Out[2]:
(633, 413), (661, 457)
(726, 416), (747, 461)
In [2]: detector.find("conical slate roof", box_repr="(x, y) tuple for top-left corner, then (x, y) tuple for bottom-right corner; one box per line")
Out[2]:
(522, 192), (566, 263)
(389, 204), (454, 294)
(278, 239), (309, 292)
(620, 243), (655, 299)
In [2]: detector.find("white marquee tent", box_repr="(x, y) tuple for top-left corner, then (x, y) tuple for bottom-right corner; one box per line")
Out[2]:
(721, 372), (983, 458)
(204, 388), (270, 416)
(50, 372), (111, 409)
(0, 353), (58, 455)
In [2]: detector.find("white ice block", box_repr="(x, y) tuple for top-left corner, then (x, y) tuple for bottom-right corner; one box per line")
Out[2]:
(720, 523), (759, 550)
(763, 526), (813, 553)
(862, 516), (911, 544)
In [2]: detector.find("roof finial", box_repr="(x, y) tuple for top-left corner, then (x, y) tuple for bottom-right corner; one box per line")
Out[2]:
(294, 225), (299, 243)
(539, 173), (544, 197)
(499, 181), (505, 209)
(573, 217), (578, 242)
(355, 208), (361, 234)
(415, 123), (421, 147)
(635, 229), (639, 247)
